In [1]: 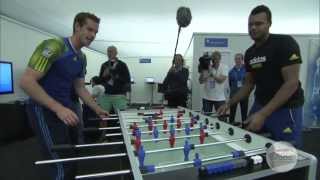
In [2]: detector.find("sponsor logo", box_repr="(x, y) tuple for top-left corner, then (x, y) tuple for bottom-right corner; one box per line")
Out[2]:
(283, 127), (293, 134)
(249, 56), (267, 65)
(249, 56), (266, 69)
(266, 141), (298, 172)
(42, 47), (53, 58)
(289, 54), (299, 61)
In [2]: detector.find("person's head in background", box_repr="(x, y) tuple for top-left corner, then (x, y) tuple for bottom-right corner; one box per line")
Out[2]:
(107, 45), (118, 61)
(248, 5), (272, 46)
(72, 12), (100, 49)
(211, 50), (221, 68)
(234, 53), (244, 68)
(173, 54), (184, 68)
(90, 76), (101, 87)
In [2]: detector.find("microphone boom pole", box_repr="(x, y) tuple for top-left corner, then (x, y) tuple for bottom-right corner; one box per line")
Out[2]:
(173, 6), (192, 59)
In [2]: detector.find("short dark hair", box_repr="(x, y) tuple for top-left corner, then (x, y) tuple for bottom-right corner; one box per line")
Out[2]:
(73, 12), (100, 33)
(235, 53), (244, 60)
(91, 76), (101, 84)
(250, 5), (272, 24)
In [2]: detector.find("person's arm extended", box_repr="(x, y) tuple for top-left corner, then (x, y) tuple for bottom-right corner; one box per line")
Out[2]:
(20, 68), (78, 126)
(74, 78), (108, 115)
(258, 64), (300, 117)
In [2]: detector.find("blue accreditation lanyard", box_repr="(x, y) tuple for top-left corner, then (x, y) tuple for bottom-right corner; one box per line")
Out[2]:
(234, 67), (243, 88)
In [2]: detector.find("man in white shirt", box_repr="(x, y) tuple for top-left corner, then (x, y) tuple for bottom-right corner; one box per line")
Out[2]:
(90, 76), (105, 99)
(199, 50), (228, 115)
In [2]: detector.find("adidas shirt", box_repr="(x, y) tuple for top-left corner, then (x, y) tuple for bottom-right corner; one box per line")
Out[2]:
(244, 34), (304, 108)
(28, 38), (86, 109)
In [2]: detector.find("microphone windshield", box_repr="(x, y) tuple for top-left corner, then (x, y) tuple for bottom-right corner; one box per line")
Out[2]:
(176, 6), (192, 28)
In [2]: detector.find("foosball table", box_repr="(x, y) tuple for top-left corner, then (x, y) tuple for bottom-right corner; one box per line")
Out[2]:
(117, 107), (317, 180)
(35, 107), (317, 180)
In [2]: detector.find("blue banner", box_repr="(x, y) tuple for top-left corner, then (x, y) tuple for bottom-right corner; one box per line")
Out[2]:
(204, 38), (228, 47)
(139, 58), (151, 63)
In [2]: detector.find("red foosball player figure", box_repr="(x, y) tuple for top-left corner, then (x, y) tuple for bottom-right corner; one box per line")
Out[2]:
(169, 134), (176, 148)
(177, 118), (182, 132)
(135, 137), (141, 151)
(163, 120), (168, 134)
(199, 128), (206, 144)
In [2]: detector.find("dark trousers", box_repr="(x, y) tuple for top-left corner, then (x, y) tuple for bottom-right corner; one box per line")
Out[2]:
(166, 94), (187, 108)
(82, 104), (102, 142)
(229, 98), (248, 124)
(202, 99), (226, 120)
(26, 100), (78, 180)
(202, 99), (225, 113)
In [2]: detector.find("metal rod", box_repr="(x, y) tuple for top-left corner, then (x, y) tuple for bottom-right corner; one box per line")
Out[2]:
(145, 138), (245, 154)
(88, 117), (119, 121)
(83, 127), (121, 131)
(126, 121), (189, 128)
(35, 153), (127, 165)
(105, 133), (122, 137)
(51, 141), (124, 151)
(126, 117), (195, 124)
(75, 141), (124, 148)
(141, 132), (222, 143)
(154, 147), (265, 170)
(124, 113), (227, 120)
(75, 169), (131, 179)
(128, 125), (203, 135)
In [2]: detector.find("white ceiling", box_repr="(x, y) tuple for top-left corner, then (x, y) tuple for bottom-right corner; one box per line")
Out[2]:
(0, 0), (319, 57)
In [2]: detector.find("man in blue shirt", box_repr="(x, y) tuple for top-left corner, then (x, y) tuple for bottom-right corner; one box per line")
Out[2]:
(228, 53), (248, 126)
(20, 12), (108, 180)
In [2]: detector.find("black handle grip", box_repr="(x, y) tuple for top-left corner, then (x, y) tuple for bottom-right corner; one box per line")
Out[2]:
(82, 127), (99, 132)
(51, 144), (75, 151)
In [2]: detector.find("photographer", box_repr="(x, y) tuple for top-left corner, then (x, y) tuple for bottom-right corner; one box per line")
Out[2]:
(199, 50), (228, 114)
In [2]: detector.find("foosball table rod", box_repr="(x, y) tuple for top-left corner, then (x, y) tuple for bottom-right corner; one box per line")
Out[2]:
(35, 153), (127, 165)
(75, 169), (131, 179)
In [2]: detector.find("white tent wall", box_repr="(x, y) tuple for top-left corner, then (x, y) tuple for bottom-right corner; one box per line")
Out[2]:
(0, 15), (193, 105)
(191, 33), (319, 124)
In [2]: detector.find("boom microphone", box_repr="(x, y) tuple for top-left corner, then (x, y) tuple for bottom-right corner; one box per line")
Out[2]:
(176, 6), (192, 28)
(173, 6), (192, 59)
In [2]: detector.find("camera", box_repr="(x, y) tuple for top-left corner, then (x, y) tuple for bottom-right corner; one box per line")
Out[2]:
(198, 53), (212, 73)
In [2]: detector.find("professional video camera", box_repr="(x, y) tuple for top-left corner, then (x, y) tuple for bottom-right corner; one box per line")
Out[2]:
(198, 52), (212, 73)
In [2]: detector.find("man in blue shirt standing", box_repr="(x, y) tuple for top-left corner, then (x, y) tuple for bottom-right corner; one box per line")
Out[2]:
(20, 12), (108, 180)
(228, 53), (248, 126)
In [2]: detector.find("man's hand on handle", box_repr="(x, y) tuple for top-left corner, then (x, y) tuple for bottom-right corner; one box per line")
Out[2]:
(55, 106), (79, 126)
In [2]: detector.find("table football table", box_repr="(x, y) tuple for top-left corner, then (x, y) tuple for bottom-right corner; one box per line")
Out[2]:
(118, 107), (317, 180)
